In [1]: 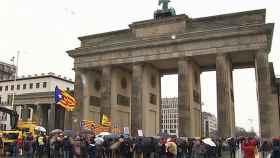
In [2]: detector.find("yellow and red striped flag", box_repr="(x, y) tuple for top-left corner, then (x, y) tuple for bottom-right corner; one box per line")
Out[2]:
(101, 114), (112, 127)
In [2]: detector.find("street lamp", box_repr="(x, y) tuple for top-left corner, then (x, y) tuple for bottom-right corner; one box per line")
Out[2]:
(11, 51), (19, 111)
(248, 118), (254, 132)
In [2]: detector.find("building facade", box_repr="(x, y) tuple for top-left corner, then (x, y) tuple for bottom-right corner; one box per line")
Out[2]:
(0, 73), (74, 130)
(161, 98), (217, 138)
(202, 112), (217, 138)
(161, 98), (178, 136)
(0, 61), (15, 81)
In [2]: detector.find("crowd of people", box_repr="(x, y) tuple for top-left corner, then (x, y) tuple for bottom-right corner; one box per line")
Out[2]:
(1, 132), (280, 158)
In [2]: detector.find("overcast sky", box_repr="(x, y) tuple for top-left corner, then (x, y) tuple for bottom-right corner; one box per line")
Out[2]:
(1, 0), (279, 134)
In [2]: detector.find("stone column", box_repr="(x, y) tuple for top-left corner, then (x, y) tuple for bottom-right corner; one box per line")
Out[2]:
(32, 104), (39, 123)
(159, 74), (162, 134)
(81, 70), (94, 120)
(71, 69), (87, 131)
(37, 105), (43, 125)
(178, 58), (192, 137)
(255, 50), (280, 138)
(41, 105), (48, 128)
(55, 105), (65, 129)
(216, 54), (235, 138)
(72, 69), (102, 130)
(100, 66), (112, 119)
(131, 64), (144, 136)
(48, 103), (56, 132)
(64, 111), (72, 130)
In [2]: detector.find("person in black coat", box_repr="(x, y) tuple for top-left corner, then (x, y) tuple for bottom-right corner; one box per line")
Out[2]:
(135, 138), (144, 158)
(271, 139), (280, 158)
(260, 140), (272, 158)
(216, 139), (222, 157)
(205, 144), (217, 158)
(63, 136), (72, 158)
(119, 139), (130, 158)
(104, 138), (113, 158)
(88, 138), (96, 158)
(228, 138), (236, 158)
(80, 137), (88, 158)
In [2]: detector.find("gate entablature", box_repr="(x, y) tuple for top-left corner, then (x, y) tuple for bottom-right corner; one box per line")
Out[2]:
(68, 9), (272, 72)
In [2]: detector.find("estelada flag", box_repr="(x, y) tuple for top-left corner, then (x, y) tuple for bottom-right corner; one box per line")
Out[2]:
(82, 121), (108, 135)
(101, 114), (112, 127)
(55, 86), (76, 111)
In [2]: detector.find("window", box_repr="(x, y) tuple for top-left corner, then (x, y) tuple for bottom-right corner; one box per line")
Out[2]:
(94, 80), (101, 91)
(149, 93), (157, 105)
(17, 84), (20, 90)
(117, 94), (130, 106)
(5, 86), (8, 91)
(36, 83), (40, 88)
(7, 95), (13, 105)
(121, 78), (127, 89)
(11, 85), (14, 91)
(0, 86), (2, 91)
(89, 96), (101, 107)
(43, 82), (47, 88)
(21, 108), (31, 120)
(23, 84), (26, 89)
(29, 83), (34, 89)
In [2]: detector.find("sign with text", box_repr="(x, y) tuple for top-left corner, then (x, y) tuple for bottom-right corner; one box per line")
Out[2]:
(123, 127), (129, 135)
(137, 129), (143, 136)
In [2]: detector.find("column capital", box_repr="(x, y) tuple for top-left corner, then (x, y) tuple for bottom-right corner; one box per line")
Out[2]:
(216, 53), (231, 59)
(256, 48), (268, 54)
(178, 57), (192, 63)
(132, 62), (145, 67)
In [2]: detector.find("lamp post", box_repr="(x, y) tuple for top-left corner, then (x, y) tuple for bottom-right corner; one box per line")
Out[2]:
(201, 102), (205, 137)
(248, 118), (254, 132)
(11, 51), (19, 111)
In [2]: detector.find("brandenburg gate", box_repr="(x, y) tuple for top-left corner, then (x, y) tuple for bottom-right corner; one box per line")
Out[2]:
(67, 9), (280, 138)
